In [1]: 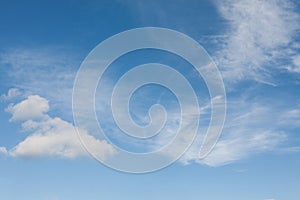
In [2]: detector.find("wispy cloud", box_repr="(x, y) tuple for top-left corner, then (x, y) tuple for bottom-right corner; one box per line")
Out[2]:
(200, 130), (286, 166)
(288, 54), (300, 73)
(0, 48), (79, 116)
(180, 99), (299, 166)
(0, 147), (7, 156)
(214, 0), (300, 83)
(0, 88), (23, 101)
(279, 108), (300, 127)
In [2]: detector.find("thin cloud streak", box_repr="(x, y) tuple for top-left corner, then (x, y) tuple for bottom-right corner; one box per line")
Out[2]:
(180, 100), (300, 166)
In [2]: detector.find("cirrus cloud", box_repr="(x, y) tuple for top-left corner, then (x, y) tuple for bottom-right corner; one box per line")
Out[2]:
(215, 0), (300, 82)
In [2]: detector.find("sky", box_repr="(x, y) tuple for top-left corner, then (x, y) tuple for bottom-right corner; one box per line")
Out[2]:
(0, 0), (300, 199)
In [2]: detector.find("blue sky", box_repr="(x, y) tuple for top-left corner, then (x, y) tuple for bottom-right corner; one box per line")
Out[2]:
(0, 0), (300, 199)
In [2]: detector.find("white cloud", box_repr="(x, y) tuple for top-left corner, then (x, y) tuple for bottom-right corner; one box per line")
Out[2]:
(279, 108), (300, 127)
(181, 128), (287, 167)
(10, 117), (115, 159)
(215, 0), (300, 82)
(200, 130), (286, 166)
(0, 48), (77, 116)
(179, 101), (298, 166)
(0, 147), (8, 155)
(97, 85), (299, 167)
(287, 54), (300, 73)
(0, 88), (22, 100)
(6, 95), (49, 121)
(293, 55), (300, 67)
(4, 94), (116, 159)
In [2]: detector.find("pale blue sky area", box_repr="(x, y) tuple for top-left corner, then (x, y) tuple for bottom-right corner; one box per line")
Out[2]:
(0, 0), (300, 199)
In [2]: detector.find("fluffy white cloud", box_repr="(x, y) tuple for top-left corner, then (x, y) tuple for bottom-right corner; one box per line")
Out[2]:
(4, 94), (116, 159)
(11, 117), (115, 159)
(215, 0), (300, 82)
(6, 95), (49, 121)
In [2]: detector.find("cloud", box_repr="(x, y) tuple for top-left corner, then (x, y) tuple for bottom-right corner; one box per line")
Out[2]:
(215, 0), (300, 82)
(0, 88), (22, 101)
(279, 108), (300, 127)
(200, 130), (286, 166)
(180, 101), (298, 166)
(142, 97), (289, 166)
(10, 117), (115, 159)
(90, 78), (299, 167)
(287, 54), (300, 73)
(0, 147), (8, 155)
(5, 95), (49, 121)
(0, 48), (78, 116)
(293, 55), (300, 68)
(4, 94), (116, 159)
